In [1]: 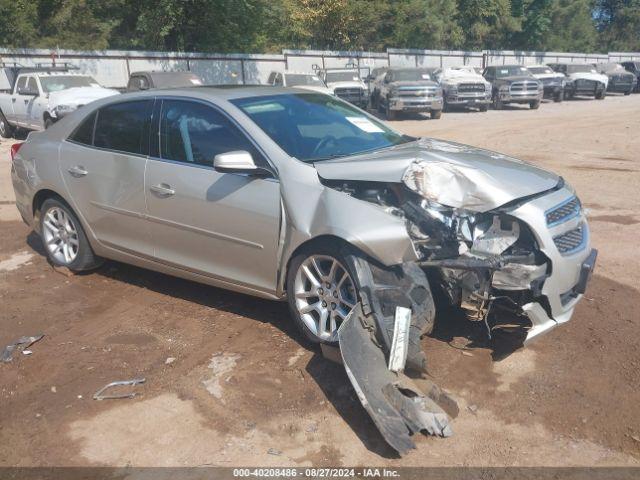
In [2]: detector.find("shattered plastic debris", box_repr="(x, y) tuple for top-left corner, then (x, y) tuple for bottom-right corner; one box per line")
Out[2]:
(93, 378), (146, 400)
(337, 304), (455, 455)
(1, 334), (44, 363)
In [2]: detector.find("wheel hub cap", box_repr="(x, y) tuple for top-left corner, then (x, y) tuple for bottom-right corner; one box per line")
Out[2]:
(42, 207), (79, 264)
(293, 255), (356, 342)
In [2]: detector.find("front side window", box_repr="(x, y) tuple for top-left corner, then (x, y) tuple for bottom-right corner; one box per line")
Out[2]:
(159, 99), (260, 166)
(94, 100), (151, 155)
(40, 76), (98, 93)
(232, 93), (412, 162)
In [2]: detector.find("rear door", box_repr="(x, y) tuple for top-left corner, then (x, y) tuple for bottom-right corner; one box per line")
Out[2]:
(144, 98), (281, 294)
(59, 99), (154, 256)
(11, 76), (30, 126)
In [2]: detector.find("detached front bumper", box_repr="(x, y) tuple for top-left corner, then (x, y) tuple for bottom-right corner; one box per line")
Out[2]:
(388, 96), (443, 112)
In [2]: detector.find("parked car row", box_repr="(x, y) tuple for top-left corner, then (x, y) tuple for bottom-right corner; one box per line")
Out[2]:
(266, 61), (638, 121)
(1, 59), (638, 139)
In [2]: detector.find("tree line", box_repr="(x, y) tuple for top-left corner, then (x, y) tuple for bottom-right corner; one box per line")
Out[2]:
(2, 0), (639, 54)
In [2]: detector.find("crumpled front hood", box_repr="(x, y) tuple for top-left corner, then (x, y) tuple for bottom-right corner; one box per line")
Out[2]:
(314, 138), (560, 212)
(48, 87), (120, 107)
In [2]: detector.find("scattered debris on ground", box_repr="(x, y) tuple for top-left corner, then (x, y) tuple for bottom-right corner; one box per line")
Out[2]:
(337, 304), (456, 455)
(93, 378), (146, 401)
(1, 334), (44, 363)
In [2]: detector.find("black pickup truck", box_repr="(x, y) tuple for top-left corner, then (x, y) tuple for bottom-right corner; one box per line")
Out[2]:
(483, 65), (543, 110)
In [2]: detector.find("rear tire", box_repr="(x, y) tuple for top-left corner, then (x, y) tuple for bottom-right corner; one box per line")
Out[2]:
(0, 110), (14, 138)
(39, 198), (102, 272)
(430, 109), (442, 119)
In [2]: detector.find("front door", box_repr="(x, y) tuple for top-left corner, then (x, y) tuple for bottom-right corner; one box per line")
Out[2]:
(144, 98), (281, 294)
(59, 99), (154, 256)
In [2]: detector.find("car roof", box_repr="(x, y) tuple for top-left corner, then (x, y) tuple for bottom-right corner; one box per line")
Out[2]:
(113, 85), (314, 101)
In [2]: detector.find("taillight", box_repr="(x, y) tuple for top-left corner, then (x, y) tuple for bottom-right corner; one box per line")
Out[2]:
(10, 142), (23, 162)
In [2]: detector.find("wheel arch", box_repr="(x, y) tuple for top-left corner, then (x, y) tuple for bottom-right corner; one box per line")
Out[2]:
(280, 234), (362, 296)
(32, 188), (74, 233)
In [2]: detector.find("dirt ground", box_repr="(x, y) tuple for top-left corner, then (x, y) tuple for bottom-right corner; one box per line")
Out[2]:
(1, 94), (639, 468)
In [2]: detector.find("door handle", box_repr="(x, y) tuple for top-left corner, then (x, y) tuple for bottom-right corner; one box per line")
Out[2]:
(150, 183), (175, 197)
(67, 166), (88, 177)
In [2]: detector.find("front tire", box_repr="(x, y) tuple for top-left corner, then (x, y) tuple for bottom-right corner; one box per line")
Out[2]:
(385, 101), (396, 120)
(595, 89), (606, 100)
(44, 117), (54, 129)
(287, 246), (357, 344)
(39, 198), (102, 272)
(430, 109), (442, 119)
(554, 89), (564, 102)
(0, 110), (14, 138)
(529, 99), (540, 109)
(492, 92), (503, 110)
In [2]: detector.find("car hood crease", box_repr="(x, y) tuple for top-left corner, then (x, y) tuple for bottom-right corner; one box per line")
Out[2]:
(314, 138), (560, 212)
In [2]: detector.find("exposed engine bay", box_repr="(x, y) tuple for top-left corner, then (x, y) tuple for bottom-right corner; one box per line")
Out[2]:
(321, 175), (552, 347)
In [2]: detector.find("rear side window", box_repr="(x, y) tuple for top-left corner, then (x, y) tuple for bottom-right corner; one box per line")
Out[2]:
(69, 111), (97, 145)
(94, 100), (151, 155)
(159, 99), (262, 166)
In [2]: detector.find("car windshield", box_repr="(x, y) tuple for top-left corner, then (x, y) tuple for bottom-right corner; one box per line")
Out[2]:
(285, 74), (325, 87)
(393, 69), (433, 81)
(232, 93), (413, 162)
(326, 71), (360, 82)
(566, 65), (597, 74)
(528, 66), (554, 75)
(495, 66), (532, 78)
(40, 75), (98, 93)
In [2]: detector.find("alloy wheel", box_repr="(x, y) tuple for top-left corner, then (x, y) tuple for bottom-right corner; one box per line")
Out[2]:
(293, 254), (356, 342)
(42, 207), (80, 264)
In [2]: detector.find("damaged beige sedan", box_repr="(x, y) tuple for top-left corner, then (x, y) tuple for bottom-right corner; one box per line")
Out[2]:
(11, 87), (596, 454)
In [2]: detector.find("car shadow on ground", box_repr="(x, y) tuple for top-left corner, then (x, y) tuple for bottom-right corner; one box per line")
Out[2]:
(26, 230), (402, 456)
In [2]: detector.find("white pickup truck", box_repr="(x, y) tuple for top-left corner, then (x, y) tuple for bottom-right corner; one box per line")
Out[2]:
(0, 68), (119, 138)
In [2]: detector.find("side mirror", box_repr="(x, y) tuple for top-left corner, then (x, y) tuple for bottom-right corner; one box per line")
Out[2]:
(214, 150), (263, 175)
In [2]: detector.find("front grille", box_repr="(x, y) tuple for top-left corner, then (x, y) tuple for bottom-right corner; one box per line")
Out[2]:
(576, 79), (596, 88)
(397, 87), (436, 97)
(334, 88), (364, 102)
(458, 83), (485, 93)
(545, 196), (581, 226)
(510, 81), (538, 92)
(553, 223), (586, 255)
